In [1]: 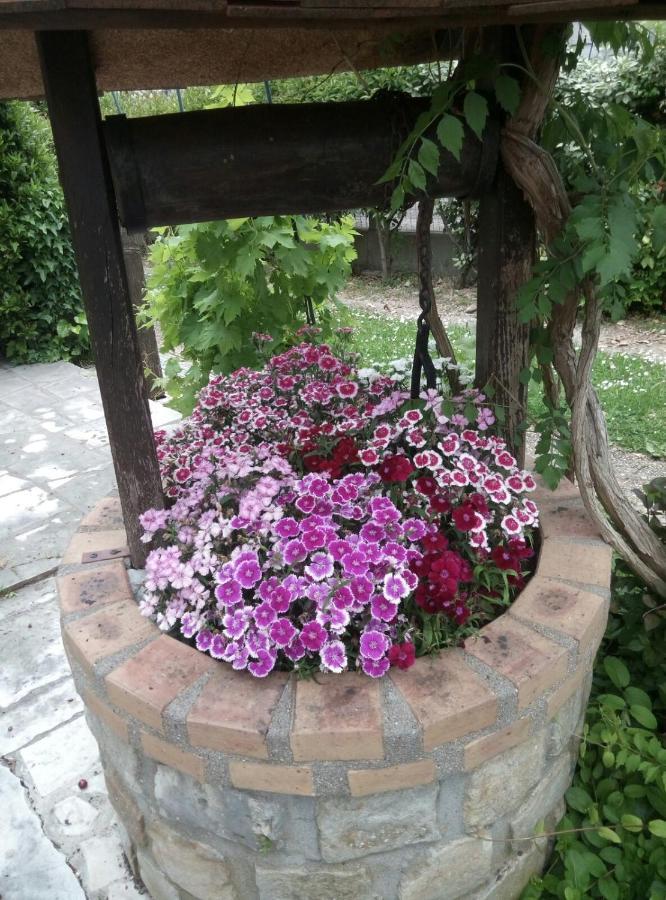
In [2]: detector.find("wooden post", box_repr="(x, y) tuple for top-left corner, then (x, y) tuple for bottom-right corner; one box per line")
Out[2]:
(36, 30), (164, 566)
(121, 229), (164, 400)
(475, 29), (535, 465)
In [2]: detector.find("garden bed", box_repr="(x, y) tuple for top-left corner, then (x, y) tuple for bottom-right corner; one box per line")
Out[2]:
(57, 482), (611, 900)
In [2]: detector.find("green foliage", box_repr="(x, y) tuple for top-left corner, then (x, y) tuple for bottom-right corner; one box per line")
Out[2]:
(144, 216), (356, 413)
(0, 101), (88, 363)
(522, 559), (666, 900)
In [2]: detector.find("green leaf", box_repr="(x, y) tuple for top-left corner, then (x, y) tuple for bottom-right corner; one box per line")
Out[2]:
(417, 138), (440, 176)
(408, 159), (426, 192)
(390, 184), (405, 211)
(652, 205), (666, 253)
(494, 74), (521, 115)
(463, 91), (488, 141)
(436, 114), (464, 161)
(629, 705), (658, 730)
(597, 827), (621, 844)
(603, 657), (630, 689)
(566, 785), (594, 813)
(648, 819), (666, 838)
(598, 876), (620, 900)
(620, 814), (643, 833)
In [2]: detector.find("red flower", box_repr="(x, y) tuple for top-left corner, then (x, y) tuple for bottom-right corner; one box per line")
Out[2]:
(388, 641), (416, 670)
(452, 503), (478, 532)
(378, 454), (415, 483)
(415, 476), (437, 496)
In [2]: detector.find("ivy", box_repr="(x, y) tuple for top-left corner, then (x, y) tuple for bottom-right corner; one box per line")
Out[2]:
(0, 101), (88, 364)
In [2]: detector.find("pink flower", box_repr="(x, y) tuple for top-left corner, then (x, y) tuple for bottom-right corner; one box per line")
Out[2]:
(360, 448), (379, 466)
(253, 602), (277, 629)
(359, 630), (389, 661)
(214, 580), (242, 606)
(383, 573), (409, 602)
(300, 621), (328, 652)
(320, 641), (347, 673)
(269, 618), (298, 648)
(235, 557), (262, 589)
(501, 514), (522, 536)
(361, 656), (390, 678)
(371, 595), (399, 622)
(248, 649), (276, 677)
(305, 552), (335, 581)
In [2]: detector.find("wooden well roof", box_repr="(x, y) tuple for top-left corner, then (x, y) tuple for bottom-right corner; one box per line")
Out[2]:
(1, 0), (664, 101)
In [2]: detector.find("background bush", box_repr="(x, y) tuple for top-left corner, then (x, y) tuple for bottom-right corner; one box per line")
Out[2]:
(143, 215), (356, 412)
(0, 101), (88, 363)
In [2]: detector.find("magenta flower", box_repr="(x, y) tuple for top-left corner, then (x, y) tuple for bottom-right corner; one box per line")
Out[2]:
(195, 630), (213, 652)
(214, 580), (242, 607)
(274, 517), (299, 538)
(253, 602), (277, 629)
(359, 630), (390, 661)
(383, 573), (409, 602)
(361, 655), (390, 678)
(305, 552), (335, 582)
(320, 641), (347, 673)
(269, 618), (298, 648)
(283, 539), (307, 566)
(371, 595), (399, 622)
(248, 649), (276, 678)
(209, 634), (227, 659)
(300, 621), (328, 652)
(235, 558), (262, 589)
(223, 608), (250, 640)
(284, 637), (306, 661)
(341, 549), (369, 577)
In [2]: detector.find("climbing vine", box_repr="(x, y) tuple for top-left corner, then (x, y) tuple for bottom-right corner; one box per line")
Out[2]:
(382, 22), (666, 597)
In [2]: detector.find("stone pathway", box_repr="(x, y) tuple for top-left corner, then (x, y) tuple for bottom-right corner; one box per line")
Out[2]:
(0, 359), (179, 900)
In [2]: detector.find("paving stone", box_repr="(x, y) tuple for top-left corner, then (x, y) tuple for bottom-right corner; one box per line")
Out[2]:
(0, 676), (83, 754)
(0, 486), (70, 538)
(0, 577), (58, 624)
(0, 594), (71, 708)
(0, 472), (30, 497)
(318, 784), (439, 863)
(399, 835), (494, 900)
(0, 764), (85, 900)
(52, 795), (100, 836)
(19, 715), (100, 796)
(106, 879), (147, 900)
(78, 833), (129, 893)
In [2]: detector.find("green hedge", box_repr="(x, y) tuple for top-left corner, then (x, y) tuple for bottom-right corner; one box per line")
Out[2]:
(0, 102), (89, 364)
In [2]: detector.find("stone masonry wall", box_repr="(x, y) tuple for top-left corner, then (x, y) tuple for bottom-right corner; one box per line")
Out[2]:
(56, 479), (612, 900)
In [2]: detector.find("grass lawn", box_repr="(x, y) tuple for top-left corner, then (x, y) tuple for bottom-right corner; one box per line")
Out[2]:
(342, 309), (666, 460)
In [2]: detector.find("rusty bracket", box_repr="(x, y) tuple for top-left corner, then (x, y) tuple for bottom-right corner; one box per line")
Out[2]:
(82, 546), (130, 564)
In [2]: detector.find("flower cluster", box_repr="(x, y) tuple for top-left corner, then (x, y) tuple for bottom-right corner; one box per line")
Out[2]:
(140, 340), (538, 677)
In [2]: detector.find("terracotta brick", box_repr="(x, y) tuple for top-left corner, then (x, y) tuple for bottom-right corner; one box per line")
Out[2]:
(463, 717), (531, 770)
(81, 496), (124, 529)
(390, 649), (497, 751)
(538, 538), (612, 590)
(82, 687), (129, 740)
(546, 668), (587, 719)
(57, 561), (132, 615)
(291, 673), (383, 762)
(64, 600), (157, 675)
(538, 501), (601, 541)
(348, 759), (436, 797)
(61, 529), (128, 565)
(188, 669), (288, 759)
(465, 617), (568, 709)
(141, 732), (205, 782)
(509, 576), (609, 656)
(106, 636), (214, 732)
(229, 761), (315, 796)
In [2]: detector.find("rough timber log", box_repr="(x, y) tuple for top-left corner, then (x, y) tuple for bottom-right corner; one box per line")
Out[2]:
(104, 96), (500, 231)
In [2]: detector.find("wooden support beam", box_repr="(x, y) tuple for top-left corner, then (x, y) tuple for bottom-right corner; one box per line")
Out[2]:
(104, 97), (500, 230)
(475, 27), (535, 465)
(121, 229), (164, 400)
(36, 29), (164, 567)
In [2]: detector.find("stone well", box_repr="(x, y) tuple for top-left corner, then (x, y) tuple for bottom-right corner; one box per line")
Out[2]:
(57, 479), (612, 900)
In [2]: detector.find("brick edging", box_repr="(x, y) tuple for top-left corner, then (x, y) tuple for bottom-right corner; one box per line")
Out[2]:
(57, 476), (611, 797)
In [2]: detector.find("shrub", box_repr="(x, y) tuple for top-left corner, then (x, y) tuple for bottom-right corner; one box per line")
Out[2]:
(143, 215), (357, 413)
(0, 101), (88, 363)
(523, 560), (666, 900)
(139, 337), (538, 677)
